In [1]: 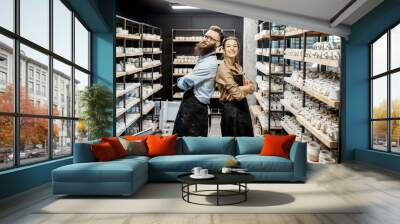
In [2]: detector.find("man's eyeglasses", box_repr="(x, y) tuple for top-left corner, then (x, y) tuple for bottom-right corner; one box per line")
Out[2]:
(203, 34), (219, 43)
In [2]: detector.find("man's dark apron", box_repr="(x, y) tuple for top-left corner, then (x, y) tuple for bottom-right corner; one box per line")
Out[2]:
(173, 89), (208, 137)
(221, 74), (254, 137)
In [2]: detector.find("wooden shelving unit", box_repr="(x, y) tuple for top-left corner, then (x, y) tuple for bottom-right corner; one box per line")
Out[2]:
(116, 52), (144, 58)
(304, 57), (340, 67)
(283, 77), (340, 109)
(254, 33), (285, 41)
(302, 86), (340, 109)
(116, 114), (141, 136)
(296, 116), (338, 148)
(142, 103), (155, 116)
(116, 71), (126, 78)
(255, 21), (288, 134)
(172, 39), (201, 43)
(280, 99), (338, 149)
(171, 29), (204, 100)
(116, 33), (141, 40)
(116, 83), (141, 98)
(283, 54), (303, 62)
(125, 68), (143, 76)
(283, 77), (303, 91)
(172, 62), (196, 65)
(280, 120), (297, 135)
(281, 27), (342, 161)
(115, 15), (163, 136)
(280, 99), (300, 115)
(284, 29), (327, 38)
(144, 51), (162, 55)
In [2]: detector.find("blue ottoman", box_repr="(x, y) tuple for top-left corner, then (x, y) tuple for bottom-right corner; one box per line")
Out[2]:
(52, 157), (148, 196)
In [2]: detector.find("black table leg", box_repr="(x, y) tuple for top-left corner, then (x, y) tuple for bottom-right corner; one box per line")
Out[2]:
(179, 181), (251, 206)
(187, 184), (190, 202)
(181, 184), (183, 199)
(216, 184), (219, 206)
(245, 183), (247, 201)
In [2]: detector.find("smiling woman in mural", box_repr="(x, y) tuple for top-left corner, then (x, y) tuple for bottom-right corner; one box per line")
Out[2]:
(216, 36), (255, 137)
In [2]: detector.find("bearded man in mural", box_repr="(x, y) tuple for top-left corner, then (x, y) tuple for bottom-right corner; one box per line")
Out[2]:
(173, 25), (224, 137)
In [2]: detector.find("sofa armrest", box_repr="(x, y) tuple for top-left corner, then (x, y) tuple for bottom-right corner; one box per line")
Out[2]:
(289, 142), (307, 181)
(73, 140), (100, 163)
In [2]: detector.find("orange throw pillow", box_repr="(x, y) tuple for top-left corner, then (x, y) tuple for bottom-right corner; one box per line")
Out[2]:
(260, 134), (296, 159)
(91, 142), (117, 162)
(101, 137), (126, 158)
(146, 135), (177, 157)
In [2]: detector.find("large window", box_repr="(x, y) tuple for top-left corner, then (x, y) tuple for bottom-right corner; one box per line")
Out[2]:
(0, 0), (91, 170)
(371, 23), (400, 153)
(0, 0), (14, 32)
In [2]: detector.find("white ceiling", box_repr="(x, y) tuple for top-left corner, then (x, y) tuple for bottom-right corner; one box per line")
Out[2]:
(165, 0), (384, 38)
(224, 0), (352, 22)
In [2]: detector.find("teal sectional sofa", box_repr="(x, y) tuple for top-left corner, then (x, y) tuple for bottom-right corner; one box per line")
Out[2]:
(52, 137), (306, 196)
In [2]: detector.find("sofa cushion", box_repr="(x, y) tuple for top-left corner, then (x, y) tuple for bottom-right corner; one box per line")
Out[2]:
(235, 137), (263, 155)
(53, 158), (147, 183)
(112, 156), (150, 168)
(73, 140), (100, 163)
(149, 154), (235, 172)
(117, 155), (150, 162)
(236, 155), (293, 172)
(178, 137), (235, 155)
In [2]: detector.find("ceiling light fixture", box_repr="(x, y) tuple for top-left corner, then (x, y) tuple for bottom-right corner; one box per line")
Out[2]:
(171, 5), (199, 10)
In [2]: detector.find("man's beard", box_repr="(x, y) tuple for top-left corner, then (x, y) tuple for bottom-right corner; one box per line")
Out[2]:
(194, 40), (217, 56)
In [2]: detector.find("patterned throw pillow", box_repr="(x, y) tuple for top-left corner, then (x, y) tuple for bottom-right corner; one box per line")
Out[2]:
(118, 137), (147, 156)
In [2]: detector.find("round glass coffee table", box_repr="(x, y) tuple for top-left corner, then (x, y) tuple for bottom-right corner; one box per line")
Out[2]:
(177, 173), (255, 206)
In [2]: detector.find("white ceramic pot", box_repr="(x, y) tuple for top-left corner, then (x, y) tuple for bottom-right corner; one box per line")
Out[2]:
(301, 135), (312, 143)
(307, 141), (320, 162)
(320, 156), (336, 164)
(319, 149), (332, 162)
(116, 63), (123, 72)
(329, 88), (340, 100)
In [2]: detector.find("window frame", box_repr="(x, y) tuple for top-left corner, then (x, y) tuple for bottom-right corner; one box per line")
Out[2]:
(0, 0), (92, 171)
(370, 20), (400, 154)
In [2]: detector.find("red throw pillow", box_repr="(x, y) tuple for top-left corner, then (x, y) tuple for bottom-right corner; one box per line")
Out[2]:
(146, 135), (177, 157)
(123, 135), (150, 148)
(260, 134), (296, 159)
(101, 137), (126, 158)
(91, 142), (117, 162)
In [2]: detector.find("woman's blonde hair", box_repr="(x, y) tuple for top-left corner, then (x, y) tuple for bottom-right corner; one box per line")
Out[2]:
(222, 36), (240, 62)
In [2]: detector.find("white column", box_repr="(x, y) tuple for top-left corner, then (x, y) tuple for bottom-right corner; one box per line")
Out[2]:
(242, 17), (258, 105)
